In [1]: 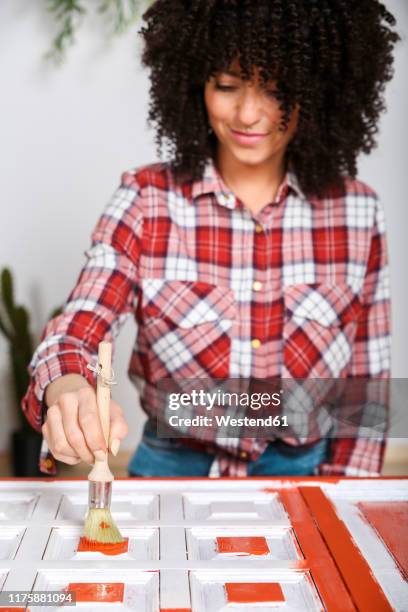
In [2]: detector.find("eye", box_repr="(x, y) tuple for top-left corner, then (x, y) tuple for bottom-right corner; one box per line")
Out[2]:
(214, 82), (238, 92)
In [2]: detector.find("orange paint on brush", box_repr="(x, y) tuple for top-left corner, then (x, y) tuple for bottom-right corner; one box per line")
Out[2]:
(160, 609), (191, 612)
(300, 487), (393, 612)
(0, 608), (26, 611)
(225, 582), (284, 604)
(99, 520), (111, 529)
(358, 501), (408, 579)
(77, 536), (129, 555)
(216, 536), (269, 556)
(66, 582), (124, 602)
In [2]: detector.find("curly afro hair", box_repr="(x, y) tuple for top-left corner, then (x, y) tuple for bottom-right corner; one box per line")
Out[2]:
(139, 0), (400, 197)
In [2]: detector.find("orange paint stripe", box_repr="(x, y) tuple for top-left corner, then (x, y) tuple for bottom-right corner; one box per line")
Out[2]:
(66, 582), (124, 602)
(216, 536), (269, 555)
(300, 487), (393, 612)
(358, 501), (408, 579)
(225, 582), (284, 604)
(278, 488), (355, 612)
(77, 536), (129, 555)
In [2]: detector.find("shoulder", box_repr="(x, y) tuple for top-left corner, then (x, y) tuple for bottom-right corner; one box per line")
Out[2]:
(318, 176), (385, 232)
(342, 176), (379, 201)
(342, 177), (385, 229)
(314, 175), (379, 203)
(119, 160), (180, 193)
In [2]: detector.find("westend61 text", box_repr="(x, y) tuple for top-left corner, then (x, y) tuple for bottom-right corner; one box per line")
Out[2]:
(168, 414), (289, 428)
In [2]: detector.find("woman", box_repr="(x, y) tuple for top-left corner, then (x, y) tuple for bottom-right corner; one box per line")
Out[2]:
(22, 0), (399, 477)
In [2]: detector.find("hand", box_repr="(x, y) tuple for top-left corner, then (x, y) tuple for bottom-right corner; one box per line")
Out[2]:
(42, 374), (129, 465)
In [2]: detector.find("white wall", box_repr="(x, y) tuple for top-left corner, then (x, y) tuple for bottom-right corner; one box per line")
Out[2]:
(0, 1), (407, 454)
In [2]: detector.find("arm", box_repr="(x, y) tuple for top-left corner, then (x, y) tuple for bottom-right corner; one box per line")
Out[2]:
(21, 169), (144, 433)
(319, 195), (391, 476)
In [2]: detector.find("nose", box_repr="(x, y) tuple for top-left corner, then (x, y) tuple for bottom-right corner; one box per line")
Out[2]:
(236, 85), (263, 128)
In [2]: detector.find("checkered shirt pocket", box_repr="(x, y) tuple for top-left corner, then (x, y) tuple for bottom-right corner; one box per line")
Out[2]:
(140, 279), (236, 381)
(283, 283), (363, 377)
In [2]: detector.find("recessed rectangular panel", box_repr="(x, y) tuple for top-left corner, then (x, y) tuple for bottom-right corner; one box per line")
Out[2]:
(190, 571), (323, 611)
(57, 493), (159, 521)
(0, 527), (25, 560)
(321, 481), (408, 611)
(187, 527), (301, 561)
(0, 493), (38, 520)
(358, 502), (408, 579)
(183, 492), (288, 522)
(43, 526), (159, 560)
(33, 569), (159, 611)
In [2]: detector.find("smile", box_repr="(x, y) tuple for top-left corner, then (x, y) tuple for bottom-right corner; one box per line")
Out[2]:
(229, 128), (270, 146)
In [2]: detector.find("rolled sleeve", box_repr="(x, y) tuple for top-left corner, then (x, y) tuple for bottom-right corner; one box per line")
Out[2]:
(21, 169), (144, 432)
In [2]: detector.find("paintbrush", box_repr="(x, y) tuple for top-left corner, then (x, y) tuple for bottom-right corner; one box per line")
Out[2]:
(82, 341), (124, 547)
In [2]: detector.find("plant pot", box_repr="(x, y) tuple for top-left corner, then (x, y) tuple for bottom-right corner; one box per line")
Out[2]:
(11, 428), (47, 477)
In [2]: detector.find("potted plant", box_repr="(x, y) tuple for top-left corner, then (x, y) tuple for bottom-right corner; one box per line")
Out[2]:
(0, 268), (61, 476)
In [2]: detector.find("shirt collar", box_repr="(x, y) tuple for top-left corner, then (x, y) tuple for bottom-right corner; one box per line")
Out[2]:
(190, 157), (318, 209)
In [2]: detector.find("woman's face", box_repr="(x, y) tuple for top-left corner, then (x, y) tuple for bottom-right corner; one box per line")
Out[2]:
(204, 58), (299, 168)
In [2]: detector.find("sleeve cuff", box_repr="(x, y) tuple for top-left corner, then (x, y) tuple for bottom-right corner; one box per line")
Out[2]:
(21, 349), (96, 433)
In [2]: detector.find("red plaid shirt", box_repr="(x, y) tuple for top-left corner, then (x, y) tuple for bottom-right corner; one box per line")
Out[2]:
(21, 158), (391, 477)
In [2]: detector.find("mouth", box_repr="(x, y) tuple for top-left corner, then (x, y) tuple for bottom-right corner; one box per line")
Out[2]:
(229, 127), (270, 146)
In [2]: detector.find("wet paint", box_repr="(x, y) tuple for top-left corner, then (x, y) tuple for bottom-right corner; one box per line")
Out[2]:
(358, 501), (408, 579)
(160, 609), (191, 612)
(77, 536), (129, 555)
(300, 487), (393, 612)
(216, 536), (269, 556)
(66, 582), (124, 602)
(99, 521), (110, 529)
(278, 488), (355, 611)
(225, 582), (284, 604)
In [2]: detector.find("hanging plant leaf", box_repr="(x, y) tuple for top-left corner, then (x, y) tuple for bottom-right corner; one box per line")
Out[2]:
(45, 0), (153, 63)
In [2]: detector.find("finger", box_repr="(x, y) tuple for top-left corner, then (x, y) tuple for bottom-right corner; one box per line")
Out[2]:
(45, 404), (80, 458)
(53, 452), (81, 465)
(76, 387), (107, 453)
(108, 400), (129, 454)
(59, 391), (95, 464)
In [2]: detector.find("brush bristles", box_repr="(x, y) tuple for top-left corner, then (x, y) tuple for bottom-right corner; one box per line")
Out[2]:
(83, 508), (124, 544)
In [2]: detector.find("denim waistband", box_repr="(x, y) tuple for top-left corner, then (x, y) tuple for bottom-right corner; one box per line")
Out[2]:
(142, 419), (328, 457)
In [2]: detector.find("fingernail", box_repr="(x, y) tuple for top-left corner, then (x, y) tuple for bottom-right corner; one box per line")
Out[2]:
(94, 450), (106, 461)
(110, 438), (121, 456)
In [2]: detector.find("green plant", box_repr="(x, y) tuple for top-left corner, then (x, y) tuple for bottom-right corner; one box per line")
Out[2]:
(0, 268), (62, 430)
(46, 0), (153, 63)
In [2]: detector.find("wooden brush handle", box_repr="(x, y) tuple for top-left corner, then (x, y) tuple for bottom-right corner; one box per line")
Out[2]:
(96, 341), (112, 447)
(88, 341), (114, 483)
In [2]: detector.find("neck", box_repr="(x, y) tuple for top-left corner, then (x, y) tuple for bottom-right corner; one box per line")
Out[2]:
(215, 145), (287, 200)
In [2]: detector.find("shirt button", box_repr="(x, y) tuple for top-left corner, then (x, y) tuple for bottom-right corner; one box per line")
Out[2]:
(255, 223), (263, 233)
(251, 338), (261, 349)
(239, 450), (249, 459)
(218, 193), (235, 206)
(253, 281), (263, 291)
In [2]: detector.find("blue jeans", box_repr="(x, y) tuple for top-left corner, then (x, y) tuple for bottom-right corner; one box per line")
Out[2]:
(128, 421), (329, 477)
